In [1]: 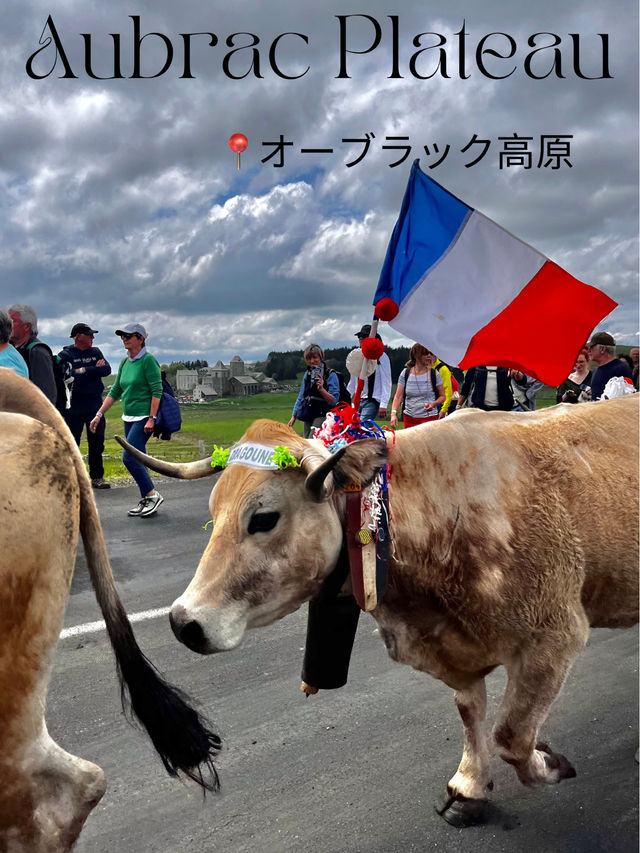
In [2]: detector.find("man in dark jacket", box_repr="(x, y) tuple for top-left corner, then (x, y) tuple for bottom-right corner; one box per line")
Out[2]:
(458, 365), (515, 411)
(58, 322), (112, 488)
(8, 304), (57, 404)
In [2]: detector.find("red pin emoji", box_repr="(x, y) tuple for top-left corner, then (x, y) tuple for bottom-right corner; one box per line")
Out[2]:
(228, 133), (248, 169)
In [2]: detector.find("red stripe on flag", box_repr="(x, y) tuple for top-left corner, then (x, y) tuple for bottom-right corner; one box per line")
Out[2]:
(458, 261), (617, 386)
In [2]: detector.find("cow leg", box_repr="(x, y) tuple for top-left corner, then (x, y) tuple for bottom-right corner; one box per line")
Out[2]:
(493, 628), (587, 787)
(436, 679), (490, 827)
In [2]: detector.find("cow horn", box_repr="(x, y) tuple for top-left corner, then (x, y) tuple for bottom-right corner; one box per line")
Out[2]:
(303, 445), (349, 502)
(115, 436), (221, 479)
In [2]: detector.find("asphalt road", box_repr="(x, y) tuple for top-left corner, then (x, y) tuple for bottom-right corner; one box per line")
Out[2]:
(47, 478), (638, 853)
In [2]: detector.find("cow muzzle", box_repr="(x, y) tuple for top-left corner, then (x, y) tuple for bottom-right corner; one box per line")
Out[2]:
(169, 600), (247, 654)
(170, 606), (208, 653)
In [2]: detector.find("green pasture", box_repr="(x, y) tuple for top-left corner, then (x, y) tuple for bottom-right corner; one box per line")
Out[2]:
(80, 385), (558, 483)
(83, 393), (300, 482)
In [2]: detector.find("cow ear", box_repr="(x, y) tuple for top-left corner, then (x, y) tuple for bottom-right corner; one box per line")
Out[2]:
(304, 440), (388, 501)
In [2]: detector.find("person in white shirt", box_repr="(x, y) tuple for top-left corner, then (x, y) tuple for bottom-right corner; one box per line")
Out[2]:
(347, 324), (392, 421)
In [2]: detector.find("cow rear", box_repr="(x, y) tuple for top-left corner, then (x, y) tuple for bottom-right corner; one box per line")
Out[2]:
(0, 412), (106, 851)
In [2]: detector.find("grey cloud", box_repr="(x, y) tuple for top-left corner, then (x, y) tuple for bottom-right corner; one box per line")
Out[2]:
(1, 0), (637, 365)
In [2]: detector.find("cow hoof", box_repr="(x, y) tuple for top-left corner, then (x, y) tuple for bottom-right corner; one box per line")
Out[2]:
(436, 792), (487, 827)
(537, 742), (577, 780)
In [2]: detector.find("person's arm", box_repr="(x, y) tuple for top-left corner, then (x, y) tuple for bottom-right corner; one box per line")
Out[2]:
(524, 378), (544, 408)
(76, 349), (111, 377)
(458, 367), (473, 408)
(321, 371), (339, 407)
(312, 370), (337, 408)
(89, 395), (115, 432)
(29, 345), (57, 404)
(424, 384), (446, 414)
(288, 375), (306, 427)
(389, 370), (406, 429)
(145, 394), (161, 434)
(437, 365), (453, 416)
(144, 356), (163, 434)
(377, 354), (392, 417)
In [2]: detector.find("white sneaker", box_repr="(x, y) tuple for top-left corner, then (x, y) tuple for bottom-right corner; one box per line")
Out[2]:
(128, 498), (147, 517)
(139, 492), (164, 517)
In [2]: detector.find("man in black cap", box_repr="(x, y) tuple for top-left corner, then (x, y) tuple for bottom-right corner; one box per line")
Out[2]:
(585, 331), (631, 401)
(347, 324), (392, 420)
(58, 323), (112, 488)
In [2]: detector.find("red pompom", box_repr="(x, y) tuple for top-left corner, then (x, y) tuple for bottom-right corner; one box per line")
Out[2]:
(374, 298), (399, 321)
(361, 337), (385, 360)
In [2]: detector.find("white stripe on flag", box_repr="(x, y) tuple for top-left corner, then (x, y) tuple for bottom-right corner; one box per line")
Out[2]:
(393, 210), (546, 366)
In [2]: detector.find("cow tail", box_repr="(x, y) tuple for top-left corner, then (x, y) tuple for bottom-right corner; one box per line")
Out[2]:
(0, 372), (220, 789)
(77, 474), (221, 790)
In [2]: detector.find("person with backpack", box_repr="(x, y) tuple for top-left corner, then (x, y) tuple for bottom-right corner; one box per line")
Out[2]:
(90, 323), (165, 518)
(8, 304), (57, 405)
(431, 355), (457, 417)
(288, 343), (339, 438)
(389, 343), (445, 429)
(458, 365), (515, 411)
(58, 323), (112, 489)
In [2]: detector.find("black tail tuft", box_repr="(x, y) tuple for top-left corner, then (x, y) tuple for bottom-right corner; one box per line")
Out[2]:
(109, 612), (221, 791)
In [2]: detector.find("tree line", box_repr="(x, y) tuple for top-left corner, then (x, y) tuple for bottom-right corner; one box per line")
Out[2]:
(263, 346), (412, 382)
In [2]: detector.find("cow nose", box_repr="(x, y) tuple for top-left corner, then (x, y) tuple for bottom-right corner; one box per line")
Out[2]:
(169, 605), (207, 654)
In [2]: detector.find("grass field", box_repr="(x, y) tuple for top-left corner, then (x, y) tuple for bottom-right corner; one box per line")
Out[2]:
(81, 385), (559, 483)
(85, 393), (300, 481)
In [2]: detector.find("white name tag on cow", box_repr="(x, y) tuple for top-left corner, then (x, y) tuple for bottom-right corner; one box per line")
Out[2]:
(227, 443), (279, 470)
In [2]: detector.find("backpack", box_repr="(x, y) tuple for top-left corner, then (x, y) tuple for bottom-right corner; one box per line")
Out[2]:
(154, 391), (182, 440)
(330, 369), (352, 405)
(24, 341), (71, 415)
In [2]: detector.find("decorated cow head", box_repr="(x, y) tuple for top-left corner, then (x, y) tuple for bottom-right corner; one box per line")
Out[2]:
(116, 420), (387, 653)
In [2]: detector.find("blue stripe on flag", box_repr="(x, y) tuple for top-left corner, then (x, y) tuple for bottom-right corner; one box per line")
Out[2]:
(374, 160), (472, 307)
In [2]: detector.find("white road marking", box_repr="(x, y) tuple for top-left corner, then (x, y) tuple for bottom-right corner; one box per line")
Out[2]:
(60, 606), (171, 639)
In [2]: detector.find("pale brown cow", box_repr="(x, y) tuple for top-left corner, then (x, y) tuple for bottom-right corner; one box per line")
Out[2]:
(0, 369), (219, 852)
(119, 396), (638, 826)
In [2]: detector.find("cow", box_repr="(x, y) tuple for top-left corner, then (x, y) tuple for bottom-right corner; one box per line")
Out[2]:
(0, 368), (220, 853)
(118, 395), (639, 827)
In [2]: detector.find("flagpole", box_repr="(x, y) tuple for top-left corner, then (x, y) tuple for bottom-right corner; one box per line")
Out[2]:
(352, 315), (380, 412)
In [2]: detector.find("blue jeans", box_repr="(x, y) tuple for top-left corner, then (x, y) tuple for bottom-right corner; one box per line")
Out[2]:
(359, 399), (380, 421)
(123, 419), (154, 497)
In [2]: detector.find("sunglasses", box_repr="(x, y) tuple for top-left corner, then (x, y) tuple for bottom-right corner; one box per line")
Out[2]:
(120, 333), (135, 340)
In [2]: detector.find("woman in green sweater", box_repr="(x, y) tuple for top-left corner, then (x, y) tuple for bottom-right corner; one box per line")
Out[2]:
(90, 323), (164, 517)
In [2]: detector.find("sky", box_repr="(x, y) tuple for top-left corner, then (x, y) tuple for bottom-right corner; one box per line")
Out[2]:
(1, 0), (638, 367)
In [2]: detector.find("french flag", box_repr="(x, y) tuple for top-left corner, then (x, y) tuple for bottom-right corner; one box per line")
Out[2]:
(374, 160), (617, 387)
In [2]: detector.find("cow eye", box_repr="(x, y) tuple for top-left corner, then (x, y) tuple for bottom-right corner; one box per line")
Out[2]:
(248, 511), (280, 534)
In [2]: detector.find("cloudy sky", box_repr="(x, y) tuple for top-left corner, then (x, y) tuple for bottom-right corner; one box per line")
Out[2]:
(1, 0), (637, 366)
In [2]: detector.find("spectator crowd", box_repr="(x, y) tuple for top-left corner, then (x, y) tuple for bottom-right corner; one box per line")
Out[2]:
(1, 302), (637, 515)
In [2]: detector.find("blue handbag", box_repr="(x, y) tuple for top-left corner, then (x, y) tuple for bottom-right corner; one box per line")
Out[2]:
(155, 391), (182, 435)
